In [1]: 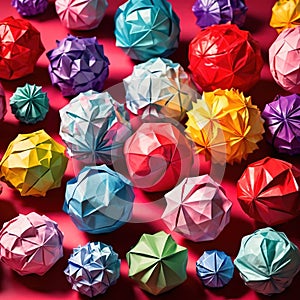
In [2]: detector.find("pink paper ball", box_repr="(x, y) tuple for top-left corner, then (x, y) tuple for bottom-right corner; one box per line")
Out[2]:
(0, 82), (6, 121)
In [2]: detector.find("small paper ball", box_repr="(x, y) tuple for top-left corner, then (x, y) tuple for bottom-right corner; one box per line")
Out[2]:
(47, 34), (109, 97)
(63, 165), (134, 234)
(188, 24), (263, 92)
(10, 83), (49, 124)
(124, 122), (194, 192)
(12, 0), (48, 16)
(0, 82), (6, 121)
(234, 227), (300, 295)
(0, 16), (45, 80)
(196, 250), (234, 288)
(64, 242), (120, 297)
(114, 0), (180, 61)
(126, 231), (188, 295)
(55, 0), (108, 30)
(0, 212), (64, 276)
(0, 129), (68, 197)
(269, 26), (300, 94)
(237, 157), (300, 225)
(185, 88), (264, 164)
(162, 175), (232, 242)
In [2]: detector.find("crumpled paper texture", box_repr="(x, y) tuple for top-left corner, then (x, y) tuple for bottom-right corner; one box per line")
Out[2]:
(12, 0), (48, 16)
(114, 0), (180, 61)
(124, 122), (194, 192)
(55, 0), (108, 30)
(63, 165), (134, 234)
(0, 129), (68, 197)
(126, 231), (188, 295)
(64, 241), (120, 297)
(185, 88), (264, 164)
(0, 212), (64, 276)
(0, 16), (45, 80)
(188, 23), (263, 92)
(162, 175), (232, 242)
(0, 82), (6, 121)
(124, 57), (197, 121)
(237, 157), (300, 226)
(47, 34), (109, 97)
(269, 26), (300, 94)
(196, 250), (234, 288)
(234, 227), (300, 295)
(10, 83), (49, 124)
(262, 93), (300, 155)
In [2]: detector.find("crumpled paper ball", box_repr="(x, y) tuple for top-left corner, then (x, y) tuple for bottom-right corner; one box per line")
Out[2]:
(63, 165), (134, 234)
(269, 26), (300, 94)
(12, 0), (48, 16)
(0, 212), (64, 276)
(234, 227), (300, 295)
(114, 0), (180, 61)
(124, 122), (194, 192)
(124, 57), (197, 121)
(126, 231), (188, 295)
(0, 82), (6, 121)
(262, 94), (300, 155)
(0, 129), (68, 197)
(64, 242), (120, 297)
(185, 88), (264, 164)
(192, 0), (248, 28)
(237, 157), (300, 226)
(47, 34), (109, 97)
(196, 250), (234, 288)
(270, 0), (300, 33)
(188, 23), (263, 92)
(10, 83), (49, 124)
(0, 16), (45, 80)
(55, 0), (108, 30)
(59, 90), (131, 166)
(162, 175), (232, 242)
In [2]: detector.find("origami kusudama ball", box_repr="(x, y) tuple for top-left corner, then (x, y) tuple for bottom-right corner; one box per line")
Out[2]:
(0, 82), (6, 121)
(124, 57), (197, 121)
(188, 24), (263, 92)
(64, 242), (120, 297)
(234, 227), (300, 295)
(237, 157), (300, 226)
(10, 83), (49, 124)
(0, 129), (68, 197)
(0, 212), (64, 276)
(114, 0), (180, 61)
(185, 88), (264, 164)
(12, 0), (48, 16)
(47, 34), (109, 97)
(0, 16), (45, 80)
(55, 0), (108, 30)
(63, 165), (134, 234)
(192, 0), (248, 28)
(269, 26), (300, 94)
(262, 94), (300, 155)
(124, 122), (194, 192)
(126, 231), (188, 295)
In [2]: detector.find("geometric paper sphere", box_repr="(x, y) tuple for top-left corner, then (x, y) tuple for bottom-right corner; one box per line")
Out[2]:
(0, 82), (7, 121)
(12, 0), (48, 17)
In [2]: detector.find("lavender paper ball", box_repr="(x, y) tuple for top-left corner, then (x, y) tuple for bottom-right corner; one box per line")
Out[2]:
(0, 82), (6, 121)
(12, 0), (48, 16)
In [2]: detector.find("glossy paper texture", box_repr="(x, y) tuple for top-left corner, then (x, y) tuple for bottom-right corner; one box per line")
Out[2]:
(12, 0), (48, 16)
(0, 82), (7, 121)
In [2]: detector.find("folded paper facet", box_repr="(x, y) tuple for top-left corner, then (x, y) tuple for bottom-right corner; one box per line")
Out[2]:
(12, 0), (48, 16)
(237, 157), (300, 225)
(196, 250), (234, 288)
(269, 26), (300, 94)
(124, 122), (194, 192)
(55, 0), (108, 30)
(126, 231), (188, 295)
(188, 24), (263, 92)
(234, 227), (300, 295)
(0, 82), (6, 121)
(0, 212), (64, 276)
(114, 0), (180, 61)
(124, 57), (197, 121)
(0, 129), (68, 197)
(10, 83), (49, 124)
(47, 35), (109, 97)
(185, 88), (264, 164)
(63, 165), (134, 234)
(162, 175), (232, 242)
(0, 16), (45, 80)
(64, 242), (120, 297)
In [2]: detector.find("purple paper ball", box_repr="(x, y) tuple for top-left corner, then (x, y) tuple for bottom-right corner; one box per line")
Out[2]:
(12, 0), (48, 16)
(0, 82), (7, 121)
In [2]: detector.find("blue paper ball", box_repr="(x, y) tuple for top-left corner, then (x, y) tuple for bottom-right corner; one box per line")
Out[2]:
(12, 0), (48, 17)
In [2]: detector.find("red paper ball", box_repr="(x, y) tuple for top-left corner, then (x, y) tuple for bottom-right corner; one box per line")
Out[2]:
(188, 24), (263, 92)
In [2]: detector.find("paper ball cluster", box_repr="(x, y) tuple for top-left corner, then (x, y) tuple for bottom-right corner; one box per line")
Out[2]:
(0, 82), (6, 121)
(12, 0), (48, 16)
